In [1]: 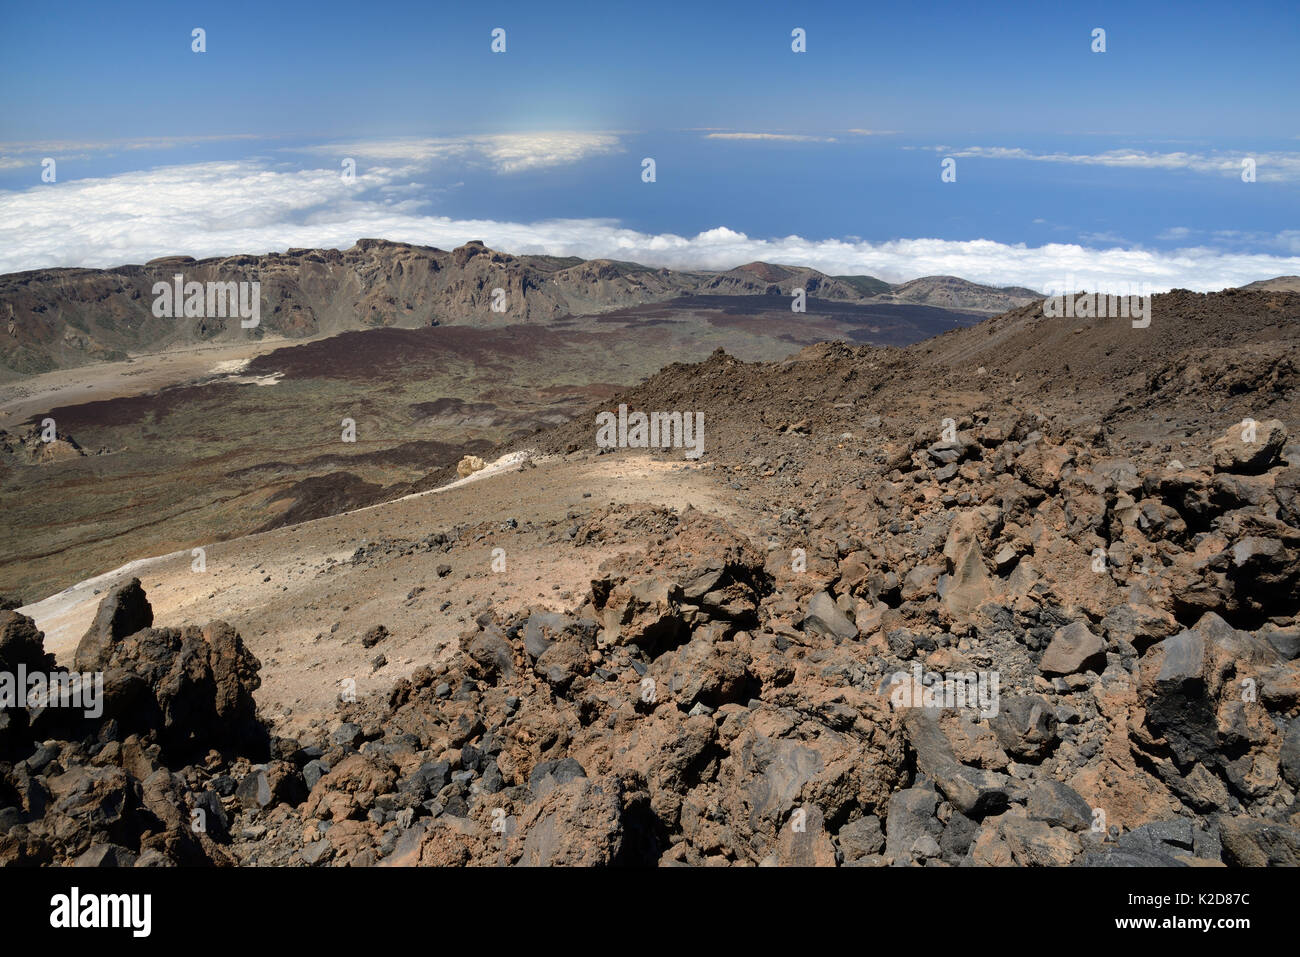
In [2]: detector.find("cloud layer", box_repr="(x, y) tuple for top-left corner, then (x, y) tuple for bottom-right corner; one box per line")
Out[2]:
(3, 156), (1298, 291)
(291, 132), (625, 174)
(704, 133), (839, 143)
(928, 146), (1300, 182)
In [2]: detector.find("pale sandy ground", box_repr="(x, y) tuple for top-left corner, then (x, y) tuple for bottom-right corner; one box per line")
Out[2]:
(20, 451), (750, 737)
(0, 336), (309, 424)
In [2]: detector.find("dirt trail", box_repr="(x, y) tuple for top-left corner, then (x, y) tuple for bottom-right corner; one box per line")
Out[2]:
(21, 450), (748, 735)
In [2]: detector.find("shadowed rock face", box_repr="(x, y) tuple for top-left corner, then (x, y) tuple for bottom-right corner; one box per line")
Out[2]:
(74, 577), (153, 673)
(0, 585), (266, 866)
(0, 611), (54, 675)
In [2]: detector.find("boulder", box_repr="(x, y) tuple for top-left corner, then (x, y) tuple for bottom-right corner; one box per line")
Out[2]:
(1279, 721), (1300, 790)
(1025, 779), (1093, 832)
(0, 611), (54, 673)
(884, 787), (941, 859)
(998, 816), (1083, 866)
(772, 804), (837, 866)
(1142, 612), (1279, 768)
(597, 575), (686, 653)
(522, 611), (570, 662)
(941, 512), (995, 617)
(74, 578), (153, 672)
(455, 455), (486, 478)
(802, 591), (858, 642)
(465, 627), (515, 681)
(836, 814), (885, 862)
(1218, 817), (1300, 866)
(1039, 621), (1106, 675)
(1212, 419), (1287, 474)
(513, 775), (626, 866)
(901, 711), (1014, 817)
(991, 695), (1059, 759)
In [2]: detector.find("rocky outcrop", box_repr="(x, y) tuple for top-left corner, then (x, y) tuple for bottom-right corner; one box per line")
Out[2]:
(455, 455), (487, 478)
(0, 586), (268, 866)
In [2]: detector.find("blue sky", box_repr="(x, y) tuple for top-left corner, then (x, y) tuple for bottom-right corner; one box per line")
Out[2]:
(1, 0), (1297, 288)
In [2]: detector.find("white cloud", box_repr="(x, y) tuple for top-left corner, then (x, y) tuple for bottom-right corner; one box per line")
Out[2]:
(2, 158), (1299, 292)
(704, 133), (838, 143)
(0, 134), (266, 158)
(0, 153), (92, 172)
(291, 132), (624, 173)
(1158, 226), (1300, 255)
(700, 129), (893, 139)
(932, 146), (1300, 182)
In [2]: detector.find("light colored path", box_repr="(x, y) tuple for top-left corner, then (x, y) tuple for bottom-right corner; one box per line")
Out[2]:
(20, 451), (746, 735)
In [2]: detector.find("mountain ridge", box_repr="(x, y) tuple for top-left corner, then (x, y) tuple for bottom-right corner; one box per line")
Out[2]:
(0, 239), (1043, 376)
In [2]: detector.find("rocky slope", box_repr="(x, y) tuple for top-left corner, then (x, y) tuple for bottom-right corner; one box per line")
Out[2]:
(0, 240), (1042, 376)
(878, 276), (1044, 313)
(2, 287), (1297, 867)
(1241, 277), (1300, 293)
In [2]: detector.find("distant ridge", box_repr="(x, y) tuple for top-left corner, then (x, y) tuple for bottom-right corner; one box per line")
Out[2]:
(877, 275), (1044, 313)
(0, 237), (1045, 375)
(1238, 276), (1300, 293)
